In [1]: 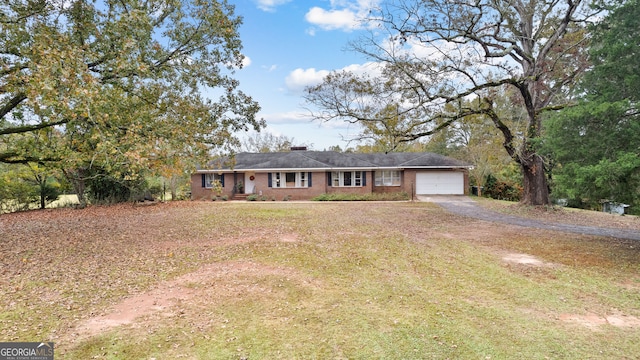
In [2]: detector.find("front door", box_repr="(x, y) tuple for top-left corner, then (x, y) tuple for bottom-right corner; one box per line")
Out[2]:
(244, 173), (256, 194)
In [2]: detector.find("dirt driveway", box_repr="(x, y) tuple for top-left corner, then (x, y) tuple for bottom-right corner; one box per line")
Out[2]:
(419, 195), (640, 241)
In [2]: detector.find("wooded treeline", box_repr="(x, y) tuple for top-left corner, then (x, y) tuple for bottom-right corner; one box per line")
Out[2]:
(304, 0), (639, 214)
(2, 0), (638, 215)
(1, 0), (264, 210)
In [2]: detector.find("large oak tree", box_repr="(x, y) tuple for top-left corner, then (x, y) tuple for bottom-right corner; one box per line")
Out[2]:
(305, 0), (597, 205)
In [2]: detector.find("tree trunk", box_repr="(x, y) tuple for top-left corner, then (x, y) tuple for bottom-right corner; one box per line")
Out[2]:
(519, 154), (550, 206)
(38, 177), (46, 210)
(170, 175), (178, 201)
(63, 168), (87, 208)
(72, 177), (87, 208)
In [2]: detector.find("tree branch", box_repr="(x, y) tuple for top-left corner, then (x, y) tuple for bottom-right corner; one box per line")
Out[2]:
(0, 118), (70, 135)
(0, 151), (59, 164)
(480, 98), (521, 164)
(0, 92), (27, 120)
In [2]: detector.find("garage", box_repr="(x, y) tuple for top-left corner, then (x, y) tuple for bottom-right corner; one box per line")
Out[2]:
(415, 171), (465, 195)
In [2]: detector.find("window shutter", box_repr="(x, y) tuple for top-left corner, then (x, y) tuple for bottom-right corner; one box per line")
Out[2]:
(327, 172), (332, 187)
(201, 174), (206, 188)
(362, 171), (366, 186)
(268, 173), (272, 187)
(308, 172), (312, 187)
(220, 174), (225, 187)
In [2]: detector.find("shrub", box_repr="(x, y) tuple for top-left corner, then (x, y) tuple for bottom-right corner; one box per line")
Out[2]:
(483, 174), (523, 202)
(312, 192), (410, 201)
(0, 179), (37, 212)
(86, 172), (138, 204)
(0, 164), (64, 212)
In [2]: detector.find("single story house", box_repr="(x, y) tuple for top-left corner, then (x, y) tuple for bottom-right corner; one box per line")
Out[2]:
(191, 150), (472, 200)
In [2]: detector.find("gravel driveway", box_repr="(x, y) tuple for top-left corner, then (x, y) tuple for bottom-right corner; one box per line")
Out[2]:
(419, 196), (640, 241)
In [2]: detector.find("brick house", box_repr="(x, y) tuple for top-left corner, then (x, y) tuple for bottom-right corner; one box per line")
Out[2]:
(191, 150), (472, 201)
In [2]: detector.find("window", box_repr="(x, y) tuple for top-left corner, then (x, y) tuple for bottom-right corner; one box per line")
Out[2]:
(375, 171), (401, 186)
(269, 172), (311, 188)
(273, 172), (282, 188)
(203, 173), (224, 188)
(344, 171), (352, 186)
(331, 171), (365, 187)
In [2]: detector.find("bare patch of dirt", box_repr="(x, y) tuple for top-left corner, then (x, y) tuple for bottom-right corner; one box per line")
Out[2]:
(500, 252), (563, 268)
(499, 251), (563, 279)
(71, 260), (316, 340)
(280, 233), (299, 243)
(502, 253), (545, 266)
(619, 278), (640, 291)
(559, 312), (640, 330)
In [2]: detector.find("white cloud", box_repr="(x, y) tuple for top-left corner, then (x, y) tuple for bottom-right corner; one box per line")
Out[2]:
(259, 111), (355, 137)
(304, 0), (380, 32)
(305, 7), (360, 31)
(285, 68), (331, 93)
(242, 56), (252, 68)
(261, 110), (309, 124)
(261, 64), (278, 72)
(285, 61), (382, 94)
(226, 55), (251, 70)
(254, 0), (291, 12)
(260, 109), (352, 129)
(340, 61), (383, 77)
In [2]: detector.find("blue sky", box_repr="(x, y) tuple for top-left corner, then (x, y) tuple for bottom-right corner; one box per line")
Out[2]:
(228, 0), (381, 150)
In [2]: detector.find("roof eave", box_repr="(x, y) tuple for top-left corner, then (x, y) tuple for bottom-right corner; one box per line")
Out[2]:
(403, 165), (473, 169)
(195, 165), (472, 173)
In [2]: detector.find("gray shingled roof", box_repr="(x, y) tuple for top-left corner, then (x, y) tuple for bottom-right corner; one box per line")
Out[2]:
(198, 151), (471, 172)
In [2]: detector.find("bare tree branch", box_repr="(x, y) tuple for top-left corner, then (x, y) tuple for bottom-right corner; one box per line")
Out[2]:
(305, 0), (595, 205)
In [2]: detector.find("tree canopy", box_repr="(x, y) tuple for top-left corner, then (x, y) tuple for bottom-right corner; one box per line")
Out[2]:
(544, 0), (640, 212)
(240, 132), (312, 153)
(305, 0), (598, 205)
(1, 0), (263, 170)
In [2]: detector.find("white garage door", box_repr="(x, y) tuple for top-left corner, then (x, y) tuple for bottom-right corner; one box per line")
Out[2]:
(415, 171), (464, 195)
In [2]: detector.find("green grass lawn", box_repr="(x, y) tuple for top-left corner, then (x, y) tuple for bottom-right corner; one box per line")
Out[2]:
(1, 201), (639, 359)
(46, 194), (80, 208)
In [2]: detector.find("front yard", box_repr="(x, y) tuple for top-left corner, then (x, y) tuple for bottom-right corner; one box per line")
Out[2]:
(1, 200), (639, 359)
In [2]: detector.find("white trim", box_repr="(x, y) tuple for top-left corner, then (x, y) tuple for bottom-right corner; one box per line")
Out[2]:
(270, 171), (311, 188)
(196, 165), (471, 174)
(374, 170), (401, 186)
(331, 171), (364, 187)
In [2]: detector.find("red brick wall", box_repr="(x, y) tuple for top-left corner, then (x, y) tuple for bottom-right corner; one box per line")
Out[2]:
(326, 171), (372, 196)
(192, 171), (329, 200)
(372, 170), (407, 195)
(190, 173), (235, 200)
(250, 172), (327, 200)
(192, 169), (469, 200)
